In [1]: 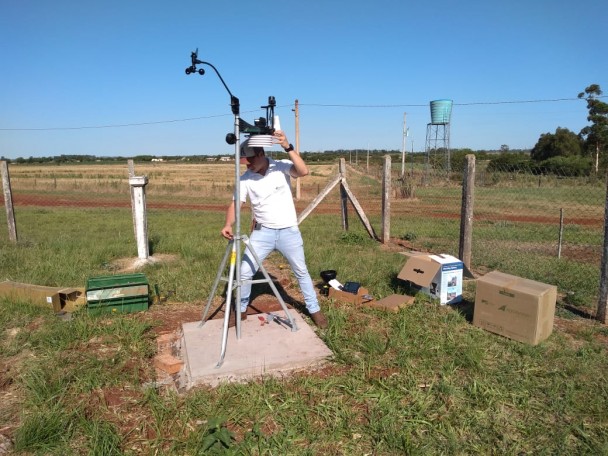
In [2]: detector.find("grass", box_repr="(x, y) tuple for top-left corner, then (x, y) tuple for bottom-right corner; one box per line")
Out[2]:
(0, 162), (607, 453)
(2, 293), (608, 454)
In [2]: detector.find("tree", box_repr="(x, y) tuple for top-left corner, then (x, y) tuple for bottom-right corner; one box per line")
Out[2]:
(578, 84), (608, 174)
(530, 127), (582, 161)
(487, 151), (533, 173)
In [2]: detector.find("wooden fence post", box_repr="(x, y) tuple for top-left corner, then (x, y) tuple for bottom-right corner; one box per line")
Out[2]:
(597, 172), (608, 323)
(1, 160), (18, 243)
(459, 154), (475, 269)
(339, 158), (348, 231)
(381, 155), (391, 244)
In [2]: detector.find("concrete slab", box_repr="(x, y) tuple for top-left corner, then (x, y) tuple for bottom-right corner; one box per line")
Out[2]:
(180, 311), (333, 389)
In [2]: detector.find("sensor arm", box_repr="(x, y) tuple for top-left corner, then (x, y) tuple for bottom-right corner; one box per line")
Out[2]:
(186, 50), (239, 115)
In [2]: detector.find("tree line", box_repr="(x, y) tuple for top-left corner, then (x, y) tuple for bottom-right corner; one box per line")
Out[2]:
(3, 84), (605, 176)
(1, 149), (516, 166)
(486, 84), (608, 177)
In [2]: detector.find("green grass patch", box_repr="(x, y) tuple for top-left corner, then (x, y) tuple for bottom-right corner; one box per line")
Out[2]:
(0, 203), (607, 453)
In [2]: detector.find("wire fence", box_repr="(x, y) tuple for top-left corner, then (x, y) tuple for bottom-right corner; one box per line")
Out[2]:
(1, 157), (606, 310)
(349, 155), (605, 310)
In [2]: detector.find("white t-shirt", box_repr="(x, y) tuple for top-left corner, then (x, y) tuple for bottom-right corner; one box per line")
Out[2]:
(239, 158), (297, 229)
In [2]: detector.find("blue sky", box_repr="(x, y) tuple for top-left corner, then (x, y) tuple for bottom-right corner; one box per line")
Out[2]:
(1, 0), (606, 159)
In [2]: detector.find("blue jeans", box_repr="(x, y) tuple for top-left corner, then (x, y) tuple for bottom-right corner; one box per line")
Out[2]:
(240, 225), (320, 314)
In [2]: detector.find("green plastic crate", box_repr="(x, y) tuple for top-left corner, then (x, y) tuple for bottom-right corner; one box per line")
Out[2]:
(86, 273), (149, 314)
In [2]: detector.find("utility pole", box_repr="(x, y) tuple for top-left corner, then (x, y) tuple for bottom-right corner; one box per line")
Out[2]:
(294, 99), (301, 200)
(401, 112), (408, 178)
(411, 140), (414, 175)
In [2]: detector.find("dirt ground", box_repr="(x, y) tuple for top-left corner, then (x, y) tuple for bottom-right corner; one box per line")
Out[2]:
(141, 258), (309, 339)
(10, 192), (602, 227)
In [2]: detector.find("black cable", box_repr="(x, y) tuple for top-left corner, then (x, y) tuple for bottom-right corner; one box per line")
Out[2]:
(1, 97), (605, 132)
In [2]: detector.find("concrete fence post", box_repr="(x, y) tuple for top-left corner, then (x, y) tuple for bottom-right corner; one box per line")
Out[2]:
(129, 176), (149, 260)
(128, 160), (137, 240)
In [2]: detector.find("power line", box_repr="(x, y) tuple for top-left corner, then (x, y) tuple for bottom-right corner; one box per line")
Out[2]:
(1, 97), (605, 132)
(1, 115), (226, 131)
(0, 110), (255, 132)
(300, 96), (606, 108)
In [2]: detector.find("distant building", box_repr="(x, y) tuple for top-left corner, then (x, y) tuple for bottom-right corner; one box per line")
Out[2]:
(151, 158), (164, 162)
(219, 156), (232, 162)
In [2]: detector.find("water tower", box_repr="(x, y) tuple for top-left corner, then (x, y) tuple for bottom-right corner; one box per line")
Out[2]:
(424, 99), (453, 173)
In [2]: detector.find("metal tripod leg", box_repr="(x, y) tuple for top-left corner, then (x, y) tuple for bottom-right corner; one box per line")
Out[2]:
(199, 239), (233, 327)
(216, 241), (237, 368)
(242, 235), (299, 332)
(201, 235), (300, 369)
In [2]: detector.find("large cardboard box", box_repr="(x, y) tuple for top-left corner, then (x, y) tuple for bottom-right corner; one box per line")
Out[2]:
(0, 281), (85, 313)
(473, 271), (557, 345)
(397, 254), (463, 304)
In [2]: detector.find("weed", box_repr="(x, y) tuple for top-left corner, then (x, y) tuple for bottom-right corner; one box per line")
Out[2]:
(191, 417), (235, 453)
(339, 231), (374, 245)
(399, 232), (418, 241)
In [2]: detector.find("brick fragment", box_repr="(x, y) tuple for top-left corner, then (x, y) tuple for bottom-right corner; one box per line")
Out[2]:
(156, 333), (177, 353)
(153, 353), (184, 374)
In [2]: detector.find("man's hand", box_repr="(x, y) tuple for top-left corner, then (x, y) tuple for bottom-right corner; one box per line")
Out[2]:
(274, 130), (290, 149)
(221, 225), (233, 240)
(274, 130), (309, 177)
(222, 201), (238, 240)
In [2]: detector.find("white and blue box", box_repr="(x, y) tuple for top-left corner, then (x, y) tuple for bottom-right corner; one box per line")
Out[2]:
(398, 253), (463, 304)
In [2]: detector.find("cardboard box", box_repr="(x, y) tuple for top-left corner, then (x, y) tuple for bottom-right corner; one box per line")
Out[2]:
(397, 254), (463, 304)
(0, 281), (85, 313)
(399, 250), (476, 279)
(62, 287), (87, 313)
(365, 294), (414, 312)
(328, 286), (373, 305)
(473, 271), (557, 345)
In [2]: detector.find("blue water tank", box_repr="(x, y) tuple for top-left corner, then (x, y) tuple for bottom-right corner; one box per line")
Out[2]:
(430, 99), (453, 124)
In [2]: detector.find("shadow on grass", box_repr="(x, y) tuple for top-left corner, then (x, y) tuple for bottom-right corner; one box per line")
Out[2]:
(249, 272), (308, 315)
(452, 300), (475, 323)
(388, 273), (476, 323)
(561, 304), (597, 320)
(207, 271), (308, 320)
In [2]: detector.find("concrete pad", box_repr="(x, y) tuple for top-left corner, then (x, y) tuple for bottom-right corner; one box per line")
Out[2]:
(180, 311), (333, 389)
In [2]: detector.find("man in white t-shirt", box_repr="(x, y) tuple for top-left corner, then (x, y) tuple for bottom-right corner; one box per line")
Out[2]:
(221, 130), (328, 329)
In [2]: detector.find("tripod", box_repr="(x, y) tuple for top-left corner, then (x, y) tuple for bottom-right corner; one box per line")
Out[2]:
(186, 50), (298, 368)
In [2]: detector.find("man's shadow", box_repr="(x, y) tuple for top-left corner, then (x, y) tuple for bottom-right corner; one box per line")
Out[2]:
(208, 271), (308, 319)
(248, 271), (308, 314)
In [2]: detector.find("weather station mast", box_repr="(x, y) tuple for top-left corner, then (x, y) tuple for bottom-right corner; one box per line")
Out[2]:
(184, 49), (298, 368)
